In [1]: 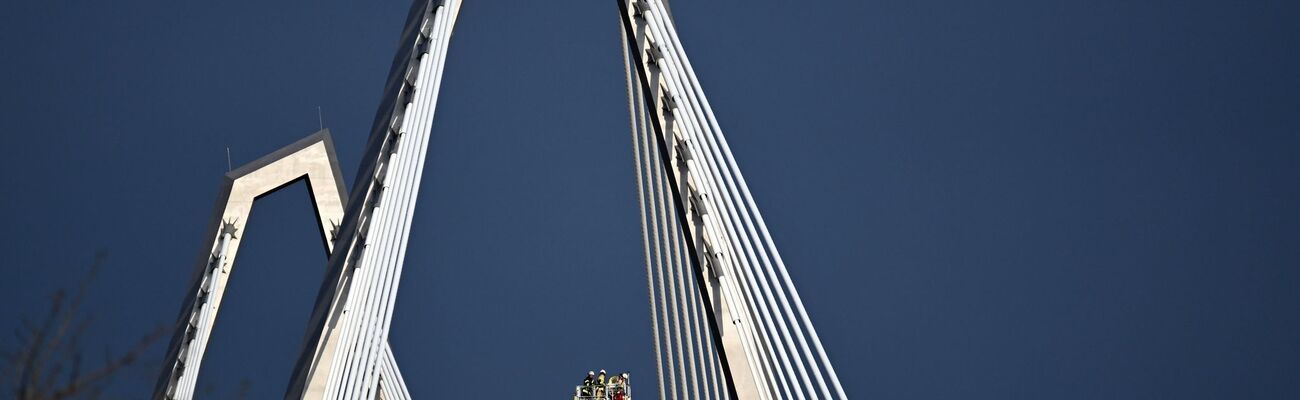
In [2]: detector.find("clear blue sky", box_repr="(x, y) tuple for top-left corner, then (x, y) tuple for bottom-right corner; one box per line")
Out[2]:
(1, 0), (1298, 398)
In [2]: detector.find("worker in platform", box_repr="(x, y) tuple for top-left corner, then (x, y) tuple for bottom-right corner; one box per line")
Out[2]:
(581, 371), (595, 396)
(612, 372), (630, 400)
(596, 370), (608, 397)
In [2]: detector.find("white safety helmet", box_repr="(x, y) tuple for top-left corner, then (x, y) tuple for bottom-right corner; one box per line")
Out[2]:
(599, 369), (606, 374)
(588, 371), (595, 375)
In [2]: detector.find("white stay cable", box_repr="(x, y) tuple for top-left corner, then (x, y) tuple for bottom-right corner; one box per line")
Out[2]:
(632, 6), (777, 400)
(650, 33), (813, 400)
(636, 19), (779, 400)
(623, 23), (668, 400)
(679, 230), (713, 400)
(326, 3), (457, 398)
(667, 186), (704, 400)
(658, 141), (690, 400)
(643, 0), (847, 398)
(647, 100), (679, 400)
(670, 199), (709, 400)
(634, 11), (802, 400)
(330, 9), (443, 393)
(662, 11), (849, 400)
(351, 4), (453, 394)
(652, 41), (806, 400)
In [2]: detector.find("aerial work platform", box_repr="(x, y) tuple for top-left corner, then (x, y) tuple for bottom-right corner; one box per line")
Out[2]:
(573, 371), (632, 400)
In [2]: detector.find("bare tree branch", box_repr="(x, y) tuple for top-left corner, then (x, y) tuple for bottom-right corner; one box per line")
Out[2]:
(2, 253), (166, 400)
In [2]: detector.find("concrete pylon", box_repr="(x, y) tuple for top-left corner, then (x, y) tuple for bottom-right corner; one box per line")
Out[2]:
(153, 130), (346, 398)
(158, 0), (462, 398)
(154, 129), (415, 400)
(619, 1), (848, 399)
(284, 1), (462, 399)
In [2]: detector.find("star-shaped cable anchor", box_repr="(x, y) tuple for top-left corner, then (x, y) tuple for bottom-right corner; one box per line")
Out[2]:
(220, 218), (240, 239)
(329, 219), (341, 244)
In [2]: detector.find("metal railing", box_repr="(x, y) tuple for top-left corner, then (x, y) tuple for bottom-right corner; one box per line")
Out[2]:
(571, 380), (631, 400)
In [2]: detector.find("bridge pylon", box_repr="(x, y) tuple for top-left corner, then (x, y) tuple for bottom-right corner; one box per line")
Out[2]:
(617, 1), (848, 399)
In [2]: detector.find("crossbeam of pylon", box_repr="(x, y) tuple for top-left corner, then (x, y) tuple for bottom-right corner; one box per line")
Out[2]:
(154, 130), (414, 400)
(153, 130), (342, 399)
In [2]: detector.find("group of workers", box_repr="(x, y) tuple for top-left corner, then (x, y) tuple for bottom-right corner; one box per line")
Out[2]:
(577, 369), (630, 400)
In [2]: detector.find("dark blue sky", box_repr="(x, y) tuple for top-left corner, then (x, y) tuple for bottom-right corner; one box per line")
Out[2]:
(2, 0), (1298, 398)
